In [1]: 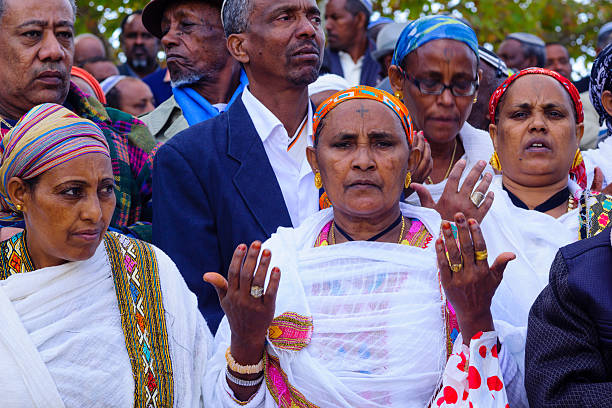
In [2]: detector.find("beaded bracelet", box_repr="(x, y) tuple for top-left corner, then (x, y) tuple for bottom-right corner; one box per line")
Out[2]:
(225, 347), (264, 374)
(225, 365), (264, 387)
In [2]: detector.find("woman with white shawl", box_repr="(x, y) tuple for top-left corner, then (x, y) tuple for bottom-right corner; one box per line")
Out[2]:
(0, 104), (212, 407)
(479, 68), (612, 407)
(204, 86), (515, 407)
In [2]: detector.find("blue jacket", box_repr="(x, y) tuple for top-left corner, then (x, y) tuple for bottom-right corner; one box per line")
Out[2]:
(143, 67), (172, 106)
(152, 97), (293, 332)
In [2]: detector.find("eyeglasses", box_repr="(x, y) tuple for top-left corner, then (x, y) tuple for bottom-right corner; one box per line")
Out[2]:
(399, 68), (479, 97)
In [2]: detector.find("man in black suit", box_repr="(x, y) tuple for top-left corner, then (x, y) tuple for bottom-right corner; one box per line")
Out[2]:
(526, 226), (612, 406)
(152, 0), (324, 332)
(320, 0), (380, 86)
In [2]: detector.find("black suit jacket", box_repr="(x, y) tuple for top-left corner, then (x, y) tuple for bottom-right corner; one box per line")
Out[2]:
(526, 227), (612, 407)
(320, 42), (381, 86)
(152, 97), (293, 332)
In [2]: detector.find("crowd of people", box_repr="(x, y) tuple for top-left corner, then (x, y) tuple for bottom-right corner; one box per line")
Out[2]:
(1, 0), (612, 406)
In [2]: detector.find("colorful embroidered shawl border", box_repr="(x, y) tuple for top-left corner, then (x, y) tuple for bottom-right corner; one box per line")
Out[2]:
(0, 232), (34, 279)
(314, 218), (433, 248)
(264, 352), (320, 408)
(104, 231), (174, 408)
(0, 232), (174, 406)
(268, 312), (314, 351)
(579, 191), (612, 240)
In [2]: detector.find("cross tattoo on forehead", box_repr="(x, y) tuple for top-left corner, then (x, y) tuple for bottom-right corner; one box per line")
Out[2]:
(356, 104), (369, 118)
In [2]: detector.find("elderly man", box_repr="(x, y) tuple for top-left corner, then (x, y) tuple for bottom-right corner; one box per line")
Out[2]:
(153, 0), (324, 331)
(119, 10), (172, 105)
(497, 32), (546, 71)
(0, 0), (156, 240)
(321, 0), (379, 86)
(74, 33), (106, 67)
(103, 76), (156, 117)
(140, 0), (247, 143)
(118, 10), (160, 78)
(374, 22), (408, 93)
(82, 57), (120, 82)
(467, 46), (510, 131)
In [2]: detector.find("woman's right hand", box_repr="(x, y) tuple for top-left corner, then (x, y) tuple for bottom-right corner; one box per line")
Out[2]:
(436, 213), (515, 344)
(204, 241), (280, 365)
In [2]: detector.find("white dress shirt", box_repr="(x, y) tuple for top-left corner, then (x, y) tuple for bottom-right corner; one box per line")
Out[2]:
(241, 87), (319, 227)
(338, 51), (364, 87)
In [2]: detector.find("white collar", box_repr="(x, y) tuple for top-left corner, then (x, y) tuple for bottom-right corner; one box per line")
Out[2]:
(241, 86), (313, 145)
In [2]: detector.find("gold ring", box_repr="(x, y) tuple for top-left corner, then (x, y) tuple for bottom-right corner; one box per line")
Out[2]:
(449, 263), (463, 273)
(475, 250), (488, 261)
(250, 285), (264, 298)
(470, 191), (486, 207)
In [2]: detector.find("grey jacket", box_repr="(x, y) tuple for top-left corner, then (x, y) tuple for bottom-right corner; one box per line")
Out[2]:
(140, 95), (188, 144)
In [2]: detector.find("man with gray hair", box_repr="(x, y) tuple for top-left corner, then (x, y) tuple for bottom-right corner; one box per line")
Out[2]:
(140, 0), (247, 143)
(497, 32), (546, 71)
(153, 0), (325, 333)
(0, 0), (157, 240)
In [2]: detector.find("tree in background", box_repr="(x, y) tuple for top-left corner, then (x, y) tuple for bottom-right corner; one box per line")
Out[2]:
(76, 0), (611, 71)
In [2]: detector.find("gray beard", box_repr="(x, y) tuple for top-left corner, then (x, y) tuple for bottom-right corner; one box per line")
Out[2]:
(131, 58), (149, 68)
(171, 72), (205, 88)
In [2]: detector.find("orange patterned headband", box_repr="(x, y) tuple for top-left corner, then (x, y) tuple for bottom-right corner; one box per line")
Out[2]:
(313, 86), (414, 145)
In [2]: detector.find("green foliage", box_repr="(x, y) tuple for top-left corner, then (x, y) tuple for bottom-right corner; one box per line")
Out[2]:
(74, 0), (149, 59)
(75, 0), (149, 35)
(76, 0), (611, 65)
(376, 0), (612, 64)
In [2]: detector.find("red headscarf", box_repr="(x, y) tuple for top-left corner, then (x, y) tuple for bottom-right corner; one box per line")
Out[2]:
(70, 66), (107, 105)
(488, 68), (586, 189)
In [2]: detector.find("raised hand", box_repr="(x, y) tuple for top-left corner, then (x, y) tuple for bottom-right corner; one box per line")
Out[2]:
(413, 159), (494, 223)
(435, 213), (515, 344)
(204, 241), (280, 364)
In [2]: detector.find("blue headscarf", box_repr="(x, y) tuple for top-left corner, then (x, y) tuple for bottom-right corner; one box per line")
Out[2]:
(391, 15), (479, 66)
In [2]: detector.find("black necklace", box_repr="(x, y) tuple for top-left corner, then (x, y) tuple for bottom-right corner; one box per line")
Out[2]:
(503, 185), (570, 213)
(333, 214), (403, 242)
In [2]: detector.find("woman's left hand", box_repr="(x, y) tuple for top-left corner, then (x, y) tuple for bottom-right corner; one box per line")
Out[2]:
(436, 212), (515, 344)
(414, 159), (494, 223)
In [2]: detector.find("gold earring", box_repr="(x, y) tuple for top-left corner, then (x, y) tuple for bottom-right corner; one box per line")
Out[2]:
(314, 172), (323, 189)
(404, 171), (412, 189)
(571, 149), (583, 169)
(15, 204), (22, 212)
(490, 152), (502, 172)
(473, 96), (478, 104)
(394, 91), (403, 100)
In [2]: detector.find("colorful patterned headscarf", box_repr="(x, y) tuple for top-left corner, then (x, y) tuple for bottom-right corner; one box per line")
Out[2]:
(0, 103), (110, 218)
(488, 68), (587, 189)
(391, 15), (479, 67)
(590, 43), (612, 139)
(313, 86), (414, 145)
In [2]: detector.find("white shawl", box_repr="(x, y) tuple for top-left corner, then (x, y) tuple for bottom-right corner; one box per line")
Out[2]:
(480, 176), (580, 385)
(0, 239), (213, 407)
(206, 204), (447, 407)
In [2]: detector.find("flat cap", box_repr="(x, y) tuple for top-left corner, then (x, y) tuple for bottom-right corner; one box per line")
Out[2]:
(142, 0), (223, 38)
